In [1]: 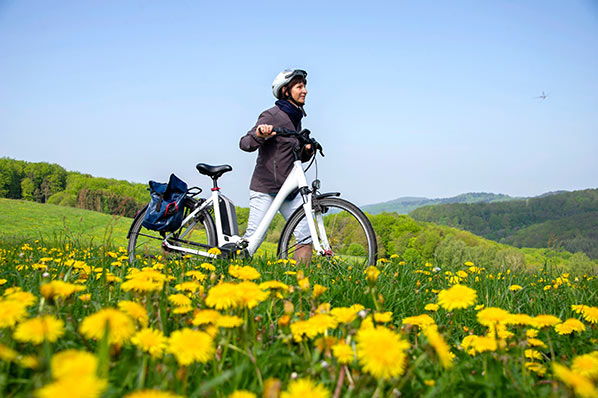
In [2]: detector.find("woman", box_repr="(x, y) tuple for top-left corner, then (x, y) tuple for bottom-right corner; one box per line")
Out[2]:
(239, 68), (313, 263)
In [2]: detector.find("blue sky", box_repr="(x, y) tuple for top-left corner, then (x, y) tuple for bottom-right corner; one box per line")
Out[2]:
(1, 0), (596, 206)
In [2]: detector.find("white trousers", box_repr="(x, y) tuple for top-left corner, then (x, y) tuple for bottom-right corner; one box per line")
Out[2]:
(244, 190), (312, 247)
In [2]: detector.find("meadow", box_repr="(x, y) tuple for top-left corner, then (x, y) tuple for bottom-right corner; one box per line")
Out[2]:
(0, 234), (597, 398)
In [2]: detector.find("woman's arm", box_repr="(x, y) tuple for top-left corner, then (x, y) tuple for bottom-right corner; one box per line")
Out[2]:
(239, 109), (276, 152)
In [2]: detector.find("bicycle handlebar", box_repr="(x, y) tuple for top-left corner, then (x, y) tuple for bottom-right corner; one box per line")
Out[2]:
(271, 127), (325, 157)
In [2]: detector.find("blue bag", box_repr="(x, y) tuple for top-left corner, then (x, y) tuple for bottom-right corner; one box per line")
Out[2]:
(142, 174), (188, 232)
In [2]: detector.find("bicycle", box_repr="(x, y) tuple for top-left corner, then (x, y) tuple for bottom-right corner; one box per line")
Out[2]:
(127, 128), (378, 267)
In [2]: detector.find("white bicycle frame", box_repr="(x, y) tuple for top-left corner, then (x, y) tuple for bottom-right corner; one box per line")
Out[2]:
(161, 160), (331, 258)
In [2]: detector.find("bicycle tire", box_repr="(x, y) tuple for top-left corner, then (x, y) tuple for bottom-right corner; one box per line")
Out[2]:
(128, 200), (217, 265)
(277, 196), (378, 267)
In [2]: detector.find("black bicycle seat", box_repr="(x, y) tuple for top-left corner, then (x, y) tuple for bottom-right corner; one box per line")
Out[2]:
(196, 163), (232, 179)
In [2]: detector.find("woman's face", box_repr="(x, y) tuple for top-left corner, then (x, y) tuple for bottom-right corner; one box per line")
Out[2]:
(289, 82), (307, 105)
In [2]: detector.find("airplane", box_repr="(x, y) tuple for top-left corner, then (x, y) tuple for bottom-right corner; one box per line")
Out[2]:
(534, 91), (548, 100)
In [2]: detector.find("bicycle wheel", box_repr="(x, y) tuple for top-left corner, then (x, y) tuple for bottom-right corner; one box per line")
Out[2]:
(277, 196), (377, 267)
(128, 199), (217, 265)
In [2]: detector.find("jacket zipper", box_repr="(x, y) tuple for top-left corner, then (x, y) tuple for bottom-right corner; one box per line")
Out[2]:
(273, 160), (277, 184)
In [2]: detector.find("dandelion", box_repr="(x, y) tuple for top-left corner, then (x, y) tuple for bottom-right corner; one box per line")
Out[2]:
(437, 285), (477, 311)
(365, 266), (380, 283)
(121, 268), (167, 293)
(40, 280), (86, 300)
(79, 294), (91, 302)
(355, 326), (410, 379)
(555, 318), (586, 335)
(174, 281), (203, 294)
(200, 262), (216, 272)
(553, 362), (598, 398)
(581, 306), (598, 324)
(298, 277), (310, 291)
(330, 306), (361, 324)
(524, 349), (542, 361)
(4, 291), (37, 307)
(280, 378), (330, 398)
(509, 285), (522, 291)
(206, 282), (240, 310)
(312, 284), (327, 298)
(118, 301), (149, 327)
(125, 390), (183, 398)
(477, 307), (510, 327)
(229, 265), (261, 281)
(185, 270), (207, 282)
(36, 375), (108, 398)
(290, 314), (338, 342)
(527, 338), (547, 348)
(424, 303), (439, 312)
(235, 281), (269, 309)
(131, 328), (168, 358)
(373, 312), (393, 323)
(228, 391), (256, 398)
(402, 314), (435, 328)
(532, 314), (561, 329)
(79, 308), (136, 345)
(192, 309), (222, 326)
(168, 294), (192, 307)
(423, 325), (454, 369)
(0, 342), (18, 361)
(571, 352), (598, 379)
(217, 315), (244, 328)
(259, 280), (290, 292)
(167, 328), (214, 366)
(332, 342), (354, 364)
(0, 299), (28, 328)
(13, 315), (65, 344)
(207, 247), (221, 256)
(19, 355), (39, 369)
(525, 362), (546, 377)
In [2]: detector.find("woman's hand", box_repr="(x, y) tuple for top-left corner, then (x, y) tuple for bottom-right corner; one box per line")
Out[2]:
(256, 124), (275, 138)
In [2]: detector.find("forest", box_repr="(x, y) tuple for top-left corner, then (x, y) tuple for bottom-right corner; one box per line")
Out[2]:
(410, 189), (598, 259)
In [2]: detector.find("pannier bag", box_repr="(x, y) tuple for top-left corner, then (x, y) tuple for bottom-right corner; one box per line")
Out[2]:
(142, 174), (188, 232)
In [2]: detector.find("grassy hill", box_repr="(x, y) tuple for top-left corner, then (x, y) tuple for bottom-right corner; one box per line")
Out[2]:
(362, 192), (517, 214)
(410, 188), (598, 260)
(0, 198), (277, 256)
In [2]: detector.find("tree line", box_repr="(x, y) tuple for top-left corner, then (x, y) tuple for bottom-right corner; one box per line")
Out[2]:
(410, 189), (598, 259)
(0, 158), (147, 218)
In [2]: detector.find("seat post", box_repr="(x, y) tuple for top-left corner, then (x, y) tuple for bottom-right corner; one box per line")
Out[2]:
(211, 177), (220, 191)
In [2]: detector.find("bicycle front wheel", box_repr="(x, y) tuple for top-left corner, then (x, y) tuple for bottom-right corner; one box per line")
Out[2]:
(128, 200), (217, 265)
(277, 196), (378, 267)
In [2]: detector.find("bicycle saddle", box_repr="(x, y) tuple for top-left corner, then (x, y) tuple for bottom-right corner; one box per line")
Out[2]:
(196, 163), (232, 179)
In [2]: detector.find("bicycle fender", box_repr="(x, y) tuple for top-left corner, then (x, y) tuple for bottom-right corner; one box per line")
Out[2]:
(315, 192), (340, 199)
(127, 204), (149, 239)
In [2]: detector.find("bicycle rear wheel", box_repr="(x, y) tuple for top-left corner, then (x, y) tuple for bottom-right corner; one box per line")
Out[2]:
(277, 196), (377, 267)
(128, 199), (217, 265)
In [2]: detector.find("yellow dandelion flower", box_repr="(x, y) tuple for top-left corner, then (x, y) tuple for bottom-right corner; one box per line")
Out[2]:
(332, 342), (355, 364)
(312, 284), (328, 298)
(437, 285), (477, 311)
(36, 376), (108, 398)
(526, 329), (538, 338)
(555, 318), (586, 335)
(79, 308), (135, 345)
(424, 303), (439, 312)
(174, 281), (202, 294)
(0, 299), (28, 328)
(229, 265), (261, 281)
(527, 338), (547, 348)
(207, 247), (221, 256)
(13, 315), (65, 344)
(532, 314), (561, 329)
(290, 314), (338, 342)
(172, 306), (193, 314)
(402, 314), (435, 328)
(553, 362), (598, 398)
(373, 312), (393, 323)
(571, 352), (598, 379)
(477, 307), (510, 327)
(185, 270), (207, 282)
(5, 291), (37, 307)
(199, 262), (216, 271)
(330, 306), (361, 324)
(316, 303), (331, 313)
(168, 294), (192, 307)
(206, 282), (240, 310)
(125, 390), (182, 398)
(423, 325), (454, 369)
(278, 315), (291, 327)
(525, 362), (546, 377)
(235, 281), (269, 309)
(571, 304), (586, 314)
(228, 391), (256, 398)
(118, 301), (148, 327)
(192, 309), (222, 325)
(19, 355), (39, 369)
(509, 285), (523, 291)
(525, 349), (542, 361)
(131, 328), (168, 358)
(79, 294), (91, 302)
(507, 313), (534, 326)
(50, 349), (99, 380)
(259, 280), (290, 292)
(216, 315), (243, 328)
(365, 266), (381, 283)
(280, 378), (330, 398)
(581, 306), (598, 324)
(167, 328), (214, 366)
(298, 277), (310, 291)
(356, 326), (410, 379)
(0, 342), (18, 361)
(40, 280), (86, 300)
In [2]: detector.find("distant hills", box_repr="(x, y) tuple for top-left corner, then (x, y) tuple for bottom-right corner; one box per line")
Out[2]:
(410, 189), (598, 260)
(362, 192), (518, 215)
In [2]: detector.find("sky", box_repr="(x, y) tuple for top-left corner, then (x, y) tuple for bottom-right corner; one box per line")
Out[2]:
(1, 0), (597, 207)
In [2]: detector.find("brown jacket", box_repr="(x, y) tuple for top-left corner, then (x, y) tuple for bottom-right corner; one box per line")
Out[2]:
(240, 106), (309, 193)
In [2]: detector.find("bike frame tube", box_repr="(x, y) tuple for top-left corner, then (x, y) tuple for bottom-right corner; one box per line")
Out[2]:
(245, 160), (324, 256)
(160, 159), (327, 258)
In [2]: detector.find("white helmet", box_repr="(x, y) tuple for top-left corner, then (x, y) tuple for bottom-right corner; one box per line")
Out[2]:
(272, 68), (307, 99)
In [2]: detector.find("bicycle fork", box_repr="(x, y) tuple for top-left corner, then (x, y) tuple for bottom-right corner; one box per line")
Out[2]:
(300, 191), (333, 257)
